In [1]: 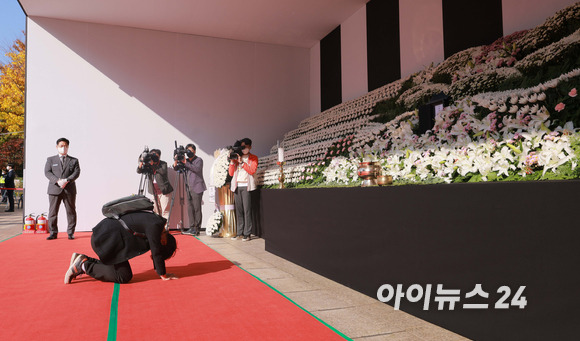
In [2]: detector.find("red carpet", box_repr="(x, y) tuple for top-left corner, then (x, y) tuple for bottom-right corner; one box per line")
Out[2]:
(0, 233), (112, 340)
(0, 233), (346, 340)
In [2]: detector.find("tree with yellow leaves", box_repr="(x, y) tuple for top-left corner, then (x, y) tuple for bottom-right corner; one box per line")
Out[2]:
(0, 38), (25, 172)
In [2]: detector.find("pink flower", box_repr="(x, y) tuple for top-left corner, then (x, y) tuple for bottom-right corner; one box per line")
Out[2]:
(555, 102), (566, 112)
(569, 88), (577, 97)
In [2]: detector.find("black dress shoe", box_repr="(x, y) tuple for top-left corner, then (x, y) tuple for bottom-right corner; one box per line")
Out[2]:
(68, 235), (75, 240)
(46, 235), (57, 240)
(4, 209), (14, 212)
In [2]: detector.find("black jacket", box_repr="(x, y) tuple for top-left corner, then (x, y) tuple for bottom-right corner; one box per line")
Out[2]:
(91, 211), (168, 276)
(44, 154), (81, 195)
(137, 161), (173, 195)
(4, 169), (15, 188)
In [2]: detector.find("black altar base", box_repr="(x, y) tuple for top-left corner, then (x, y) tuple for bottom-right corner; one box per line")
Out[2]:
(261, 181), (580, 340)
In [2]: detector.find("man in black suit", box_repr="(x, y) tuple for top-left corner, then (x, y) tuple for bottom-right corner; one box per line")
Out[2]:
(64, 211), (178, 284)
(3, 163), (15, 212)
(44, 137), (81, 240)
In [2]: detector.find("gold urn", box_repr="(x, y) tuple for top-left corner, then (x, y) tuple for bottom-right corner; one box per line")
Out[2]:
(357, 162), (381, 187)
(377, 175), (393, 186)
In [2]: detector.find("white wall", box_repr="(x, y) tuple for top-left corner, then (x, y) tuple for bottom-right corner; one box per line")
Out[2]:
(25, 17), (310, 232)
(309, 0), (578, 113)
(309, 42), (321, 116)
(502, 0), (578, 36)
(341, 5), (368, 102)
(399, 0), (444, 79)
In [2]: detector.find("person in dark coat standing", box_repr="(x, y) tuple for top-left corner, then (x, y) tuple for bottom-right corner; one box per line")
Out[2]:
(44, 137), (81, 240)
(3, 163), (16, 212)
(64, 211), (178, 284)
(174, 143), (206, 236)
(137, 149), (173, 220)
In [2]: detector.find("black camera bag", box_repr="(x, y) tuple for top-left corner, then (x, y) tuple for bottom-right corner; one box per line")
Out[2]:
(102, 195), (154, 237)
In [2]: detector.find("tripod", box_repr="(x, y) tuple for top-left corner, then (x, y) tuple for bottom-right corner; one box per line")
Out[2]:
(166, 165), (193, 234)
(138, 171), (162, 217)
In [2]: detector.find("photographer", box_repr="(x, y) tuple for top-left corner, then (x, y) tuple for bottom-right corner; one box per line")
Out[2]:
(174, 143), (206, 236)
(137, 149), (173, 220)
(228, 138), (258, 241)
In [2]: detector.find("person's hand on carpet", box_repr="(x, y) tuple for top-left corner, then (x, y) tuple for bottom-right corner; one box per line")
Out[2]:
(160, 273), (178, 280)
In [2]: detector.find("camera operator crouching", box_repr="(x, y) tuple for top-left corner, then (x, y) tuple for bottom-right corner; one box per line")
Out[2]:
(174, 143), (207, 236)
(137, 149), (173, 219)
(228, 138), (258, 241)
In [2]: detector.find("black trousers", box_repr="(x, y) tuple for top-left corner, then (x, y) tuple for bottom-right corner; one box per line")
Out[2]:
(85, 258), (133, 284)
(234, 186), (253, 237)
(6, 189), (14, 210)
(187, 190), (203, 232)
(48, 191), (77, 235)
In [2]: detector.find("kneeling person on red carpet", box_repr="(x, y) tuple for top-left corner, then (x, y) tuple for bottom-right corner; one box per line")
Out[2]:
(65, 211), (178, 284)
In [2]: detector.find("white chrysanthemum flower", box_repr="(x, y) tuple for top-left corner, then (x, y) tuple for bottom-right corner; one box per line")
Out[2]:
(211, 149), (230, 188)
(205, 211), (223, 236)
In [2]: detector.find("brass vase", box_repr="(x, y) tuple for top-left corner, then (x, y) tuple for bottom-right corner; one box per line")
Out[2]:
(377, 175), (393, 186)
(357, 162), (380, 187)
(217, 183), (236, 237)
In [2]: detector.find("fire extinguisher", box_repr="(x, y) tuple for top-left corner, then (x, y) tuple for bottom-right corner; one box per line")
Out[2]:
(24, 214), (36, 234)
(36, 213), (48, 234)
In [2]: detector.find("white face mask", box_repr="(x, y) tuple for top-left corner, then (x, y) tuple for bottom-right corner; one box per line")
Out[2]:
(242, 148), (250, 155)
(58, 146), (68, 155)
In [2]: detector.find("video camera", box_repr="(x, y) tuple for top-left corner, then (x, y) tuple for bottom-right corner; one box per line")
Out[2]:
(138, 146), (159, 174)
(228, 140), (243, 161)
(173, 141), (187, 171)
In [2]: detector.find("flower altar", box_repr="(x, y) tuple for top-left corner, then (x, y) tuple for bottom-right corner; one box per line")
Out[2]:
(256, 3), (580, 189)
(256, 5), (580, 340)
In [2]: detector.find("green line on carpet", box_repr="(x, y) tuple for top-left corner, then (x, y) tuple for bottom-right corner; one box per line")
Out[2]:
(107, 283), (120, 341)
(0, 232), (21, 243)
(195, 235), (351, 339)
(237, 264), (352, 341)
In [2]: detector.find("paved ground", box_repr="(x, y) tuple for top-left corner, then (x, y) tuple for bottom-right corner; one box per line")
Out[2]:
(0, 206), (24, 242)
(0, 208), (469, 340)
